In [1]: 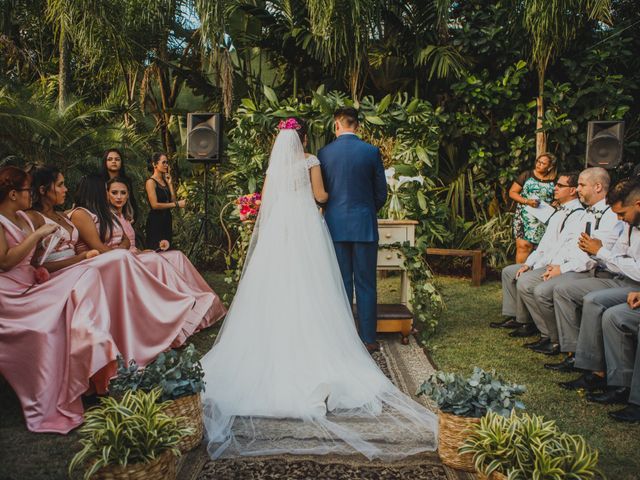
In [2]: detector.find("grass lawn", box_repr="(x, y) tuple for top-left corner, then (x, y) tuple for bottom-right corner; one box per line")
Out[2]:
(428, 276), (640, 480)
(1, 273), (638, 479)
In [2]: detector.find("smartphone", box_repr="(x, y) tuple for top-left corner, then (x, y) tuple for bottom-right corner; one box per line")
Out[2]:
(585, 221), (592, 236)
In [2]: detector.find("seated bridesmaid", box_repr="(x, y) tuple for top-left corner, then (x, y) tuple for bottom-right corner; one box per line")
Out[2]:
(99, 147), (139, 222)
(0, 166), (118, 434)
(107, 176), (226, 325)
(66, 174), (223, 349)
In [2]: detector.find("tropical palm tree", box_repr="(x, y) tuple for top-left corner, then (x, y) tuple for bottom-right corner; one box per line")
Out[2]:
(517, 0), (612, 154)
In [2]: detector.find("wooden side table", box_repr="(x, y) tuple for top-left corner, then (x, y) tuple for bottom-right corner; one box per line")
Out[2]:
(376, 219), (418, 344)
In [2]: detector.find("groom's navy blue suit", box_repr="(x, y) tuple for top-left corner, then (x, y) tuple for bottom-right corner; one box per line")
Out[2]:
(318, 133), (387, 344)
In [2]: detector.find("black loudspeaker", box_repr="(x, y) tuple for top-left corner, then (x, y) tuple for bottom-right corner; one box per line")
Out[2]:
(186, 113), (223, 163)
(585, 120), (624, 169)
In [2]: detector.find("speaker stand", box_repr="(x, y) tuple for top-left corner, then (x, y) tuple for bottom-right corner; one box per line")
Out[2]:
(187, 163), (215, 258)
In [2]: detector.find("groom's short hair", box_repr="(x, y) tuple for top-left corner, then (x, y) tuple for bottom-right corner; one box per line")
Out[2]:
(334, 107), (359, 128)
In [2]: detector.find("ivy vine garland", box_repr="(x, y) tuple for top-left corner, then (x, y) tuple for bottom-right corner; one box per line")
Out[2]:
(379, 242), (444, 342)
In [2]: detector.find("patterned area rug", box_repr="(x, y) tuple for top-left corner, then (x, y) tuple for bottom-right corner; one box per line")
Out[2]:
(176, 335), (475, 480)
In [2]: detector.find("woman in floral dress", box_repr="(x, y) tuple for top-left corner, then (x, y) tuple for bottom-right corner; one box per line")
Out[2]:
(509, 153), (557, 263)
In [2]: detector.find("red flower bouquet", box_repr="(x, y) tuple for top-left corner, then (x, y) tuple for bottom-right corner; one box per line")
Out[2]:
(236, 193), (262, 222)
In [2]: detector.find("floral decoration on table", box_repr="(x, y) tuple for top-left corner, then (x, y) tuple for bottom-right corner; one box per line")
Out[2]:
(237, 192), (262, 222)
(384, 167), (424, 220)
(379, 241), (444, 341)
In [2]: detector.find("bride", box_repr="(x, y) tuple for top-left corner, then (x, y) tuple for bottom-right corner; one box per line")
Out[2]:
(201, 118), (438, 460)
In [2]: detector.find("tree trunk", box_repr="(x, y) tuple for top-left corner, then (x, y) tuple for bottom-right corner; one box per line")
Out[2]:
(58, 24), (70, 112)
(293, 68), (298, 99)
(536, 68), (547, 155)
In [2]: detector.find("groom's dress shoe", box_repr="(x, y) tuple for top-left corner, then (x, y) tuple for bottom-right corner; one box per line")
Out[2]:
(365, 342), (380, 354)
(609, 403), (640, 423)
(587, 387), (630, 405)
(509, 323), (539, 337)
(489, 318), (520, 329)
(544, 356), (577, 372)
(559, 373), (607, 391)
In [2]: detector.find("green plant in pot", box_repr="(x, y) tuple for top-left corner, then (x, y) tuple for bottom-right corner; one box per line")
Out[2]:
(68, 388), (192, 480)
(108, 344), (206, 452)
(416, 368), (526, 472)
(460, 410), (602, 480)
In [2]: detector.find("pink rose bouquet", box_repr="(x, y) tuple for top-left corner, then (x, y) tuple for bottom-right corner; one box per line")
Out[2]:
(236, 193), (262, 221)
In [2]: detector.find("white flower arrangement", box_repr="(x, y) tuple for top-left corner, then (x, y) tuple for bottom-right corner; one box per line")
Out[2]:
(384, 167), (424, 220)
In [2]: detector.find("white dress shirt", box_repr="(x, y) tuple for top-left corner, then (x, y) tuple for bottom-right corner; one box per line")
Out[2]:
(526, 198), (585, 270)
(595, 223), (640, 281)
(552, 198), (624, 273)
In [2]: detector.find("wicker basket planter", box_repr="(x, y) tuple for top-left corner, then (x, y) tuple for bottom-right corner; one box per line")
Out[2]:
(438, 412), (480, 471)
(92, 450), (177, 480)
(163, 393), (204, 452)
(476, 471), (508, 480)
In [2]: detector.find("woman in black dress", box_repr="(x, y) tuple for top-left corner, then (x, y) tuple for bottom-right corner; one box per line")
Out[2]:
(144, 153), (185, 249)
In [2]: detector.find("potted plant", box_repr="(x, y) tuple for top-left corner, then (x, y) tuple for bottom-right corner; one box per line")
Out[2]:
(69, 389), (192, 480)
(417, 367), (526, 471)
(460, 410), (602, 480)
(109, 344), (206, 452)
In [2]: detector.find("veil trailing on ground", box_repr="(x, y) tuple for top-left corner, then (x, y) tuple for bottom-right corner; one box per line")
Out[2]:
(200, 128), (438, 460)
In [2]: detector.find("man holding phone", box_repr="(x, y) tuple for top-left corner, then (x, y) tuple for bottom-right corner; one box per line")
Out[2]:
(554, 177), (640, 391)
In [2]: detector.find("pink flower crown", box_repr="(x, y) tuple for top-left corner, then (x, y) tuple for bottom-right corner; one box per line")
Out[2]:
(278, 118), (302, 130)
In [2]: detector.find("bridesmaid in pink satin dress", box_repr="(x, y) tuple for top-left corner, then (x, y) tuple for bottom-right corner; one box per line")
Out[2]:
(106, 177), (225, 314)
(67, 174), (225, 350)
(30, 169), (217, 363)
(0, 166), (118, 433)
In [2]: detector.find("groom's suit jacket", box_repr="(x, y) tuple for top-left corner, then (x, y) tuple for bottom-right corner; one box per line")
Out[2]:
(318, 134), (387, 242)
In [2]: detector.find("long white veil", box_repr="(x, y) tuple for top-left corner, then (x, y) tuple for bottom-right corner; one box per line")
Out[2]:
(200, 128), (438, 460)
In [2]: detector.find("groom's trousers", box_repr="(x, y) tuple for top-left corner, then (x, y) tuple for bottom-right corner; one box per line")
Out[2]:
(333, 241), (378, 344)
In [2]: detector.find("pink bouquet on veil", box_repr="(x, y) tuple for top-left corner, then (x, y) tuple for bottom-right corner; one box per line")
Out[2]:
(236, 192), (262, 221)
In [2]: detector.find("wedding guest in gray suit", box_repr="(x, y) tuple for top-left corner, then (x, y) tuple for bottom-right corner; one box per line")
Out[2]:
(555, 177), (640, 389)
(601, 290), (640, 422)
(494, 172), (583, 337)
(513, 169), (622, 354)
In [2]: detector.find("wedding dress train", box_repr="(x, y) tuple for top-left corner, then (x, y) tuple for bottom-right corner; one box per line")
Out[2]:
(200, 129), (438, 460)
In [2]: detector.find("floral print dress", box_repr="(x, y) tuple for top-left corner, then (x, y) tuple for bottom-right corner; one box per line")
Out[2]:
(512, 171), (555, 244)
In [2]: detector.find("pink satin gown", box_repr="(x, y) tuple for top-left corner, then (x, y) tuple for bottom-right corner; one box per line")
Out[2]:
(37, 209), (222, 362)
(113, 212), (226, 330)
(0, 212), (118, 433)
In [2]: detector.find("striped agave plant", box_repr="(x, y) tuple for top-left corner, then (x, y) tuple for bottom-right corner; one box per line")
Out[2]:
(460, 410), (603, 480)
(68, 388), (193, 480)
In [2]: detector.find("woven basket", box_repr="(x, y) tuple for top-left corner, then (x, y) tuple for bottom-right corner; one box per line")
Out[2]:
(476, 471), (508, 480)
(163, 393), (204, 452)
(438, 412), (480, 471)
(92, 450), (177, 480)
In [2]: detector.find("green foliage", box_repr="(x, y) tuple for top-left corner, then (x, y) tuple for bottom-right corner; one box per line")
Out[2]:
(380, 242), (443, 340)
(108, 344), (205, 401)
(68, 388), (191, 480)
(417, 367), (526, 418)
(460, 410), (603, 479)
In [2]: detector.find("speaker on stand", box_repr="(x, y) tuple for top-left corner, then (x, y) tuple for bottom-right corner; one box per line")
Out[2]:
(585, 120), (624, 169)
(186, 112), (224, 256)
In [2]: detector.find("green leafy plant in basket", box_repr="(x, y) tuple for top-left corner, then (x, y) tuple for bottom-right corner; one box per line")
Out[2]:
(108, 344), (205, 401)
(459, 410), (603, 479)
(417, 367), (526, 418)
(68, 388), (192, 480)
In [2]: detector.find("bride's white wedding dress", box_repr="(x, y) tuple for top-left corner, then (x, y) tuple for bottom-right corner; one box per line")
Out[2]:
(200, 129), (438, 460)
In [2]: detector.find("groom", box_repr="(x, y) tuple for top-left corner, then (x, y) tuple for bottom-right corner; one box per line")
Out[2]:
(318, 107), (388, 353)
